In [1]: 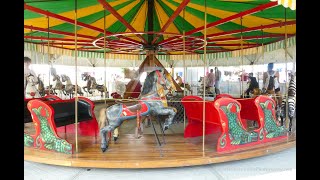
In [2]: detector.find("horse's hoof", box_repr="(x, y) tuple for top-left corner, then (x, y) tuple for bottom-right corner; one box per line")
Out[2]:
(101, 147), (108, 152)
(113, 136), (118, 142)
(101, 145), (108, 152)
(163, 125), (169, 131)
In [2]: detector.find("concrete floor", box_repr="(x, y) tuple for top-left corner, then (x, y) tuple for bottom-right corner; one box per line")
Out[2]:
(24, 147), (296, 180)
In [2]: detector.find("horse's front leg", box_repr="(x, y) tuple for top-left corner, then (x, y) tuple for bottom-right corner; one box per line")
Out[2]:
(100, 125), (116, 152)
(53, 88), (57, 95)
(155, 107), (177, 131)
(88, 87), (93, 94)
(113, 128), (119, 142)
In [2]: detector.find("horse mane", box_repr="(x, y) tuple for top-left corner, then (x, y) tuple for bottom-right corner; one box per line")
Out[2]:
(141, 71), (156, 95)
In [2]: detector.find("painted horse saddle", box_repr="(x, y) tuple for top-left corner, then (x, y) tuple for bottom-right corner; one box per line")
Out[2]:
(115, 99), (140, 106)
(118, 100), (149, 116)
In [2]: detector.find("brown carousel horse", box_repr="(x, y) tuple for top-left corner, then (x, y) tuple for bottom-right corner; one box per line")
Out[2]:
(241, 76), (262, 98)
(37, 74), (46, 97)
(61, 74), (84, 98)
(179, 83), (192, 95)
(81, 73), (107, 97)
(261, 86), (282, 122)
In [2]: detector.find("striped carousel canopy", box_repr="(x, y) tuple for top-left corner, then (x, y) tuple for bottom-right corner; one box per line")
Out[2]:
(24, 0), (296, 55)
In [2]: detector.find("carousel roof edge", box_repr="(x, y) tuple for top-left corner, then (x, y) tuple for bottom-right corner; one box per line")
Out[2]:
(24, 36), (295, 61)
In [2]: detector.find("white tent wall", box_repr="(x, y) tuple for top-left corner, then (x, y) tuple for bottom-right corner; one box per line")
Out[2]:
(24, 45), (296, 68)
(24, 41), (295, 98)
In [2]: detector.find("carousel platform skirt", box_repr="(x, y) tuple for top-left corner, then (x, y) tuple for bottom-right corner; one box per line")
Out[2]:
(24, 131), (296, 169)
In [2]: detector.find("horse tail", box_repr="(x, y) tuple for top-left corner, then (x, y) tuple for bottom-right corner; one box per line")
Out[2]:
(98, 108), (108, 129)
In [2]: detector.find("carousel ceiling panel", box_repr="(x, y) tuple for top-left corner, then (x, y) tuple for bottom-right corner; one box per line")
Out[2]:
(155, 0), (180, 33)
(24, 0), (296, 55)
(263, 25), (296, 34)
(125, 0), (148, 32)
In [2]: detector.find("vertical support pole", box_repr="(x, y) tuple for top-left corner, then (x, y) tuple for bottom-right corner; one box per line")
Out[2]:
(74, 0), (79, 153)
(183, 8), (186, 130)
(202, 0), (207, 156)
(227, 57), (230, 94)
(240, 17), (244, 98)
(261, 28), (264, 93)
(47, 16), (51, 94)
(30, 27), (34, 64)
(196, 58), (198, 96)
(284, 9), (289, 130)
(103, 9), (107, 104)
(41, 42), (45, 85)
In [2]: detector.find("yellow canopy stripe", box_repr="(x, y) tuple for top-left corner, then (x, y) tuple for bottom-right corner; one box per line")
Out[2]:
(163, 0), (224, 36)
(77, 0), (140, 37)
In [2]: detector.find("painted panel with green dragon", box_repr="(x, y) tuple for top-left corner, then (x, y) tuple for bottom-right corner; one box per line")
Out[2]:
(221, 103), (258, 146)
(24, 133), (34, 147)
(30, 106), (72, 154)
(260, 100), (287, 138)
(24, 101), (72, 154)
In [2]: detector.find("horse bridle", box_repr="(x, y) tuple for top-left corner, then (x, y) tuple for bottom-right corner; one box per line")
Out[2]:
(155, 70), (166, 85)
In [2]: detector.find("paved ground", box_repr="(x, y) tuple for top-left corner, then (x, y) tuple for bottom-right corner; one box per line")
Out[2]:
(24, 147), (295, 180)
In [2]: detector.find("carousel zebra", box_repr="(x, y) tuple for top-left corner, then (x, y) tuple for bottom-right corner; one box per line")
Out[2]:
(280, 72), (296, 132)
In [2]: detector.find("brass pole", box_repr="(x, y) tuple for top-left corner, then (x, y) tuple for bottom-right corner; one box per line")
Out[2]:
(202, 0), (207, 156)
(41, 42), (45, 83)
(284, 8), (289, 130)
(30, 27), (33, 63)
(74, 0), (79, 153)
(47, 16), (51, 94)
(196, 57), (199, 96)
(183, 8), (186, 130)
(241, 17), (244, 98)
(261, 27), (264, 83)
(104, 10), (107, 104)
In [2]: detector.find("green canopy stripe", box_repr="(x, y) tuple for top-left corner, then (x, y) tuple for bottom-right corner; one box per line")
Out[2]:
(107, 0), (144, 33)
(157, 0), (197, 35)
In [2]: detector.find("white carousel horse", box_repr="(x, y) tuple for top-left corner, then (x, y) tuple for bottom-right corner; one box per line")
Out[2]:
(25, 74), (41, 98)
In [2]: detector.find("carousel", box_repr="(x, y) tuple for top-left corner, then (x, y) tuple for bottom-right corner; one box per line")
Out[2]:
(24, 0), (296, 168)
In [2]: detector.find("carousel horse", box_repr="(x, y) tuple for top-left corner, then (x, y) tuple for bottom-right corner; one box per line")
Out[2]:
(61, 74), (84, 98)
(52, 74), (65, 97)
(262, 86), (282, 122)
(37, 74), (46, 97)
(81, 73), (107, 97)
(98, 68), (177, 152)
(179, 83), (193, 95)
(44, 85), (55, 95)
(280, 72), (296, 132)
(25, 74), (41, 98)
(198, 76), (214, 97)
(241, 76), (261, 98)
